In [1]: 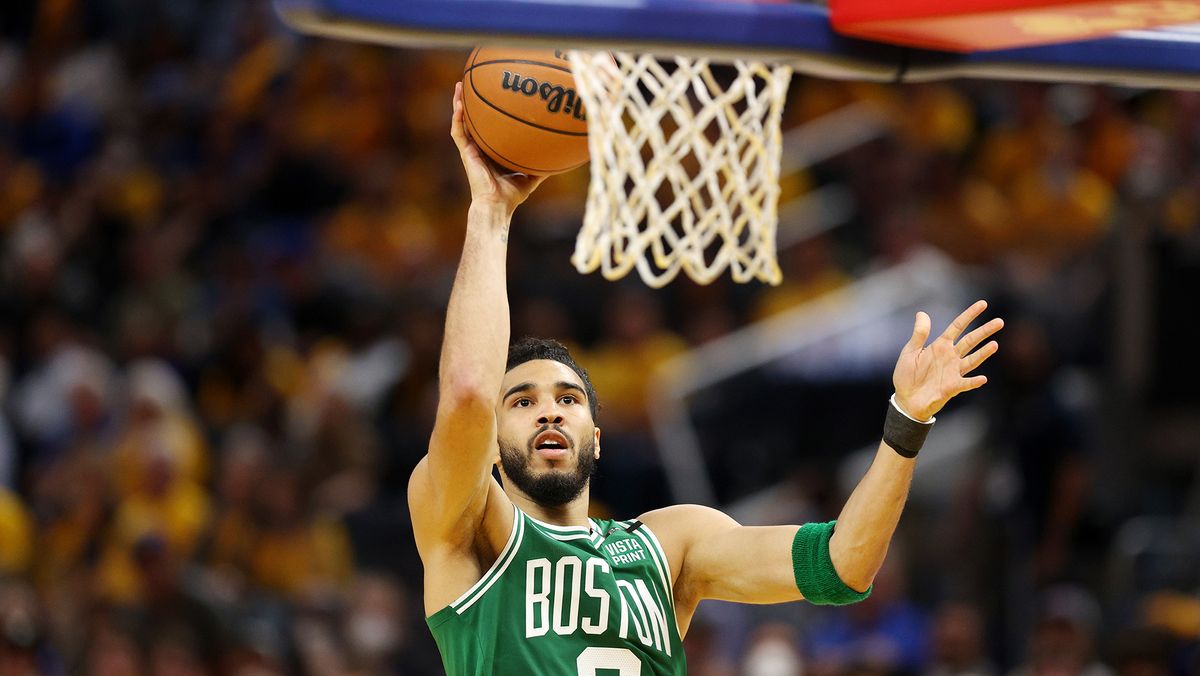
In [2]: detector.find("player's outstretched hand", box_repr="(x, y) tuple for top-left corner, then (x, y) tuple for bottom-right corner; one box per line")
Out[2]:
(450, 81), (546, 215)
(892, 300), (1003, 421)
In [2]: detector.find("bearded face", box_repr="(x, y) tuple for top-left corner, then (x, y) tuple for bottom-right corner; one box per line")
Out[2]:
(495, 359), (599, 508)
(499, 432), (595, 506)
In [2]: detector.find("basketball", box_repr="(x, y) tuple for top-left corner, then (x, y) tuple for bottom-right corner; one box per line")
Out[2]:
(462, 47), (590, 175)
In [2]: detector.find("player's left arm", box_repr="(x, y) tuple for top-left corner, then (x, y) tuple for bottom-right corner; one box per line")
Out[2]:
(639, 505), (807, 607)
(643, 301), (1003, 608)
(829, 300), (1001, 590)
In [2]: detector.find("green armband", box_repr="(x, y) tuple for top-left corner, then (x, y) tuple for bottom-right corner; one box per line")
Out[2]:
(791, 521), (872, 606)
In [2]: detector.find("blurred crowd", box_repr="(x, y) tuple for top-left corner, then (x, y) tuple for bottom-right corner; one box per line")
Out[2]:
(1, 0), (1199, 674)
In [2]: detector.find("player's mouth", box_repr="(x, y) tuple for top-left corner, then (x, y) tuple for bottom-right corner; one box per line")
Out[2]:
(532, 429), (571, 460)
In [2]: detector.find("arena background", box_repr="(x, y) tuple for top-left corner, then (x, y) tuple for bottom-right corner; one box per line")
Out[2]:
(1, 0), (1199, 674)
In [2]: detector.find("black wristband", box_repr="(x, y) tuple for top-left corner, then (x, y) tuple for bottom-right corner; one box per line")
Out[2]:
(883, 396), (933, 458)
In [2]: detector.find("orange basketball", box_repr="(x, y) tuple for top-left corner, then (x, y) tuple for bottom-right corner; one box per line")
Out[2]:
(462, 47), (590, 176)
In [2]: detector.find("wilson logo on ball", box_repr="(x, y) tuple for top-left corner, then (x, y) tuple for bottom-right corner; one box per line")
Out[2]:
(500, 71), (586, 120)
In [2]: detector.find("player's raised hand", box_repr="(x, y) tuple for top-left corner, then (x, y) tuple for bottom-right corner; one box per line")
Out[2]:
(892, 300), (1003, 421)
(450, 81), (546, 214)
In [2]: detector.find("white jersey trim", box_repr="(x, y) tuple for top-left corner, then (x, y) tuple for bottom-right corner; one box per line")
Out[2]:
(587, 519), (604, 545)
(525, 514), (592, 533)
(541, 532), (593, 542)
(452, 503), (524, 614)
(633, 524), (675, 612)
(526, 512), (603, 544)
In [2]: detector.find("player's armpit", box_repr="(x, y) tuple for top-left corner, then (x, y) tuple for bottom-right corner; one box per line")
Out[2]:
(639, 505), (804, 608)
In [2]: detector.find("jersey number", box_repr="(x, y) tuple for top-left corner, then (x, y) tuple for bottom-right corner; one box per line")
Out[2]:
(576, 647), (641, 675)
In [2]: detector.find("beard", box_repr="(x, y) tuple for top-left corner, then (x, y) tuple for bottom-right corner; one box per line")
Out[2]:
(499, 428), (596, 507)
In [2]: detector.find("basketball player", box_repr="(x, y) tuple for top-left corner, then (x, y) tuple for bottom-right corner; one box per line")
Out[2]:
(408, 82), (1004, 675)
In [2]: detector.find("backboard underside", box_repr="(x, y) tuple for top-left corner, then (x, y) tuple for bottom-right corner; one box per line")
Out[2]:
(275, 0), (1200, 90)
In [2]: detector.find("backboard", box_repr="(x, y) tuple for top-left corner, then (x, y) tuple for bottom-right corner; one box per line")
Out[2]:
(275, 0), (1200, 90)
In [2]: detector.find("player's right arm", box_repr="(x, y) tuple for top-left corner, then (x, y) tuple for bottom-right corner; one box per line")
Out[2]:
(408, 83), (546, 565)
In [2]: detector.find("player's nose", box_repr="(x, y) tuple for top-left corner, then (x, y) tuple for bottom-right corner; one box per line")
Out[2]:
(537, 407), (564, 425)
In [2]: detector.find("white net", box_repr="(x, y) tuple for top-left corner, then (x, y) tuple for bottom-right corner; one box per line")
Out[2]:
(567, 51), (794, 288)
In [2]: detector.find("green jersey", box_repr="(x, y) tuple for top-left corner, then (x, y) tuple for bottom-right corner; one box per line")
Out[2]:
(427, 504), (686, 675)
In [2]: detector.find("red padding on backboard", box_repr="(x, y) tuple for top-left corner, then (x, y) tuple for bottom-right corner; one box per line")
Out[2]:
(830, 0), (1200, 52)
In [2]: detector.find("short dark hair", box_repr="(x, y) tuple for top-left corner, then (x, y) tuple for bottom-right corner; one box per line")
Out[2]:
(506, 337), (599, 420)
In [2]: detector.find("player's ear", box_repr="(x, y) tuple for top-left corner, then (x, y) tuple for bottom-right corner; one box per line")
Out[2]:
(593, 426), (601, 459)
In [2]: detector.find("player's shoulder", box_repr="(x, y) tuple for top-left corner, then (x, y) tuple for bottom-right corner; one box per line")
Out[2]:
(409, 459), (514, 553)
(634, 505), (739, 597)
(638, 503), (736, 526)
(637, 504), (739, 550)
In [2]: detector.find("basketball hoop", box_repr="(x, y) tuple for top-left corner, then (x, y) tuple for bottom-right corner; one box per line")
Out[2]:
(567, 51), (794, 287)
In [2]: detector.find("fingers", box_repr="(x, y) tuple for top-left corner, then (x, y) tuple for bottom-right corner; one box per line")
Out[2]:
(961, 375), (988, 392)
(451, 81), (494, 188)
(904, 311), (932, 353)
(450, 81), (472, 153)
(956, 317), (1004, 357)
(941, 300), (988, 342)
(960, 340), (999, 375)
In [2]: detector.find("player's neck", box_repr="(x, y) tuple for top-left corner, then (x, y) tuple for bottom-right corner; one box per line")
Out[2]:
(509, 487), (592, 528)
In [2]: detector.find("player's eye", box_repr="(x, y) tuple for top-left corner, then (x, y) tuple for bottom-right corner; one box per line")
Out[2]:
(515, 398), (532, 407)
(560, 395), (576, 405)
